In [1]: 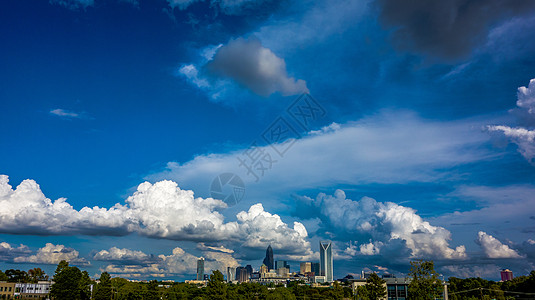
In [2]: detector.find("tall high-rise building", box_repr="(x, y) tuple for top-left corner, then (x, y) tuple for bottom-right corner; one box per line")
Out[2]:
(245, 265), (253, 278)
(263, 245), (274, 270)
(236, 267), (248, 283)
(196, 257), (205, 281)
(275, 261), (289, 271)
(259, 264), (268, 274)
(227, 267), (235, 282)
(319, 241), (333, 282)
(311, 263), (320, 276)
(501, 269), (514, 281)
(300, 262), (311, 274)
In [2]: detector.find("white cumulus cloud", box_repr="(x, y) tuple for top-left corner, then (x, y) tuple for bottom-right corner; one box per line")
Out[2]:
(487, 125), (535, 164)
(487, 78), (535, 164)
(477, 231), (523, 259)
(236, 203), (313, 259)
(0, 175), (312, 256)
(100, 246), (239, 278)
(0, 242), (31, 261)
(517, 78), (535, 114)
(294, 190), (467, 260)
(14, 243), (89, 266)
(93, 247), (159, 264)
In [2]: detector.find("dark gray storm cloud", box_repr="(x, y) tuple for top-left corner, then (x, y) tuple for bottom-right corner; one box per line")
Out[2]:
(376, 0), (535, 60)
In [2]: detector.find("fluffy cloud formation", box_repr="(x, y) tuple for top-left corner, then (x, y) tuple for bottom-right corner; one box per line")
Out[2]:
(0, 175), (312, 255)
(100, 246), (239, 278)
(487, 126), (535, 163)
(344, 240), (383, 256)
(93, 247), (159, 264)
(180, 38), (308, 98)
(477, 231), (523, 259)
(517, 79), (535, 113)
(122, 180), (234, 240)
(236, 203), (313, 259)
(14, 243), (89, 266)
(431, 184), (535, 257)
(377, 0), (535, 59)
(207, 38), (308, 96)
(0, 242), (30, 261)
(0, 175), (131, 236)
(487, 78), (535, 164)
(294, 190), (466, 260)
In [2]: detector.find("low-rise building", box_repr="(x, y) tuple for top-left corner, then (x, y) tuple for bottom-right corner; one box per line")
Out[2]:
(14, 281), (52, 300)
(0, 282), (15, 299)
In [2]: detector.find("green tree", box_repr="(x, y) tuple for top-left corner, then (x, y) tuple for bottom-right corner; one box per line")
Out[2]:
(50, 262), (83, 300)
(356, 285), (371, 300)
(54, 260), (70, 277)
(5, 269), (28, 282)
(94, 272), (113, 300)
(116, 281), (144, 300)
(28, 267), (48, 283)
(79, 270), (93, 300)
(408, 260), (443, 300)
(267, 287), (296, 300)
(0, 270), (8, 281)
(145, 280), (160, 300)
(365, 273), (387, 300)
(206, 270), (227, 299)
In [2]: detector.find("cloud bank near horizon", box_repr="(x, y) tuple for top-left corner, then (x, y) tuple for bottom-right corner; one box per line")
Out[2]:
(0, 175), (311, 257)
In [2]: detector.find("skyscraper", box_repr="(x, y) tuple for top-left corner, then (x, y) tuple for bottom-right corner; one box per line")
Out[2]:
(227, 266), (235, 282)
(263, 245), (274, 270)
(319, 241), (333, 282)
(501, 269), (514, 281)
(245, 265), (253, 278)
(196, 257), (204, 281)
(275, 260), (289, 271)
(311, 262), (320, 276)
(300, 262), (311, 274)
(236, 267), (248, 283)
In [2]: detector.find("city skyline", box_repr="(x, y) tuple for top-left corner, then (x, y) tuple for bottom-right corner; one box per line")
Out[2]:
(1, 0), (535, 282)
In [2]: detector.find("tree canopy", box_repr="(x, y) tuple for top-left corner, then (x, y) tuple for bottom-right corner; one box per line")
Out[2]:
(408, 260), (443, 300)
(50, 260), (94, 300)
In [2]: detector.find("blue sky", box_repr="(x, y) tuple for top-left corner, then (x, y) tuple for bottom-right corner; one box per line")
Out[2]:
(1, 0), (535, 281)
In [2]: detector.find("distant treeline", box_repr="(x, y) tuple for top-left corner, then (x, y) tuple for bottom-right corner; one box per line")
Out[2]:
(448, 271), (535, 300)
(4, 260), (535, 300)
(0, 267), (49, 283)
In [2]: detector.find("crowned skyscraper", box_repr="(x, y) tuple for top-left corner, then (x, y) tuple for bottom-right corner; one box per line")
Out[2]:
(263, 245), (274, 270)
(319, 241), (333, 282)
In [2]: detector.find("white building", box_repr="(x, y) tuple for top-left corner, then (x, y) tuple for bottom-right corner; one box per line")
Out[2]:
(15, 281), (53, 299)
